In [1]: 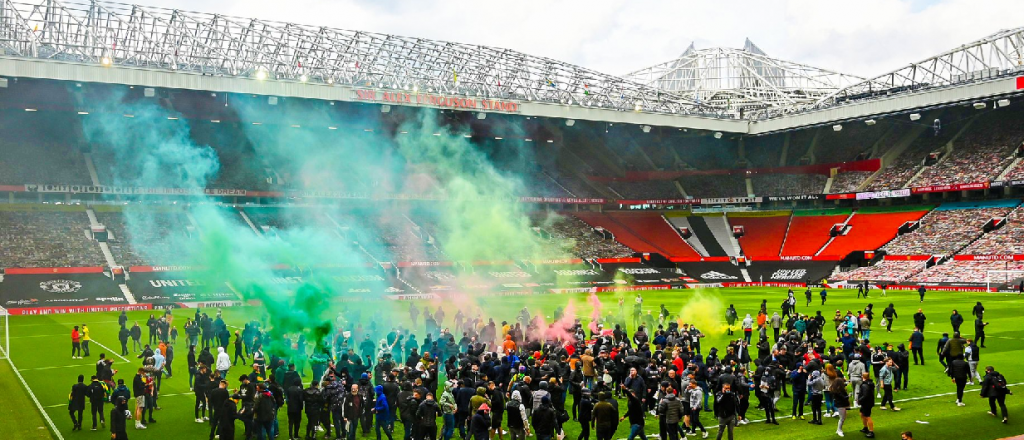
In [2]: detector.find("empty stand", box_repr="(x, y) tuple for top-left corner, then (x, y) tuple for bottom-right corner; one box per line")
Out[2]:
(685, 215), (728, 257)
(665, 215), (710, 256)
(822, 210), (929, 257)
(780, 211), (851, 256)
(728, 213), (790, 257)
(605, 212), (701, 258)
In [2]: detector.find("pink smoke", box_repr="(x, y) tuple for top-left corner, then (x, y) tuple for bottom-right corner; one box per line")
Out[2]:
(587, 291), (602, 334)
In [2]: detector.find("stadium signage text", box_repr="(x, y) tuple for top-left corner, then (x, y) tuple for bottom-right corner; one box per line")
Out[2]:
(912, 182), (989, 194)
(355, 89), (520, 113)
(26, 184), (246, 196)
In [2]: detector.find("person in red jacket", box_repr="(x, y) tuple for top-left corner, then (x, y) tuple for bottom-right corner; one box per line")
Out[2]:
(72, 326), (83, 359)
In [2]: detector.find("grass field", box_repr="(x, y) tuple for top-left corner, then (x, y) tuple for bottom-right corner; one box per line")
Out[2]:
(3, 287), (1023, 440)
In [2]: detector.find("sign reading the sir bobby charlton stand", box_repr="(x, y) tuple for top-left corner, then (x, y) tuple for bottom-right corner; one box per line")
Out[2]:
(354, 89), (520, 113)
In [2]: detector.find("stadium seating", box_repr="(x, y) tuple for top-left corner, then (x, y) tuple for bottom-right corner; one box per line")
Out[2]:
(751, 174), (827, 195)
(912, 110), (1024, 186)
(909, 260), (1024, 285)
(97, 210), (193, 266)
(962, 206), (1024, 255)
(829, 171), (873, 193)
(728, 213), (790, 257)
(779, 211), (850, 256)
(543, 214), (634, 258)
(822, 210), (930, 256)
(608, 180), (681, 199)
(677, 174), (747, 198)
(605, 212), (701, 258)
(880, 206), (1014, 256)
(0, 112), (92, 185)
(830, 259), (926, 283)
(1005, 160), (1024, 181)
(0, 209), (105, 267)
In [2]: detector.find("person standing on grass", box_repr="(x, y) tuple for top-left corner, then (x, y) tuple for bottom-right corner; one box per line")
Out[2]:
(130, 322), (143, 353)
(591, 392), (618, 440)
(725, 305), (737, 336)
(882, 304), (897, 332)
(950, 310), (964, 334)
(857, 373), (875, 438)
(912, 309), (926, 333)
(974, 317), (989, 349)
(950, 357), (969, 407)
(119, 324), (130, 356)
(966, 339), (982, 385)
(831, 377), (850, 437)
(820, 288), (828, 305)
(110, 395), (129, 440)
(195, 365), (211, 423)
(132, 368), (147, 429)
(807, 370), (825, 425)
(88, 375), (106, 430)
(980, 366), (1011, 424)
(714, 383), (739, 440)
(234, 331), (247, 366)
(72, 325), (83, 359)
(146, 314), (158, 345)
(657, 382), (683, 440)
(917, 286), (926, 302)
(69, 374), (88, 431)
(82, 323), (92, 357)
(909, 328), (925, 366)
(741, 315), (753, 344)
(620, 388), (646, 440)
(217, 346), (232, 379)
(209, 380), (230, 440)
(878, 359), (899, 412)
(303, 381), (323, 440)
(685, 381), (708, 438)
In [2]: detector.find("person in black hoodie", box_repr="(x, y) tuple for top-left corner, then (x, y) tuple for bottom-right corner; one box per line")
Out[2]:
(576, 389), (593, 440)
(714, 384), (739, 440)
(221, 395), (238, 440)
(286, 380), (305, 440)
(417, 392), (441, 440)
(857, 373), (876, 438)
(88, 375), (107, 431)
(303, 381), (323, 440)
(110, 396), (129, 440)
(488, 381), (506, 440)
(399, 384), (420, 440)
(119, 325), (130, 356)
(471, 404), (492, 440)
(620, 388), (646, 440)
(69, 374), (88, 431)
(208, 380), (230, 440)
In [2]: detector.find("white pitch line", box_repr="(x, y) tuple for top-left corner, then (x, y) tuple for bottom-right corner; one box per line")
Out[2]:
(0, 345), (65, 440)
(90, 339), (131, 363)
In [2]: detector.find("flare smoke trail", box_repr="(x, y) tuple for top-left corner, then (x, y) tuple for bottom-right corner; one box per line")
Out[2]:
(678, 290), (728, 335)
(77, 89), (576, 356)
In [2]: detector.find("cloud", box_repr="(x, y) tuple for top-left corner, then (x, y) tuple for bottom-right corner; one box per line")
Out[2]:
(136, 0), (1015, 78)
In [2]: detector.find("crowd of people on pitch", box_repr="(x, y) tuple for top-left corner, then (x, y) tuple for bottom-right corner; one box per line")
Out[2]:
(68, 293), (1011, 440)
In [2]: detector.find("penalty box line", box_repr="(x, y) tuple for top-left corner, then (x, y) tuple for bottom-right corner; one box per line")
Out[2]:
(0, 344), (65, 440)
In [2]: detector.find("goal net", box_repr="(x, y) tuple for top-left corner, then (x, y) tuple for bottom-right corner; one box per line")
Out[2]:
(987, 270), (1024, 291)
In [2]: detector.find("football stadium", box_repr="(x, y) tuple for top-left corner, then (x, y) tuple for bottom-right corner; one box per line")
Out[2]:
(0, 1), (1023, 439)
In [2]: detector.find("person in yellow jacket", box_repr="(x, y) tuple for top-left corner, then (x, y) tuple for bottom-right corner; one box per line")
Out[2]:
(81, 324), (92, 357)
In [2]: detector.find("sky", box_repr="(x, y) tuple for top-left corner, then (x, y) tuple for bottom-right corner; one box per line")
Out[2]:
(132, 0), (1017, 79)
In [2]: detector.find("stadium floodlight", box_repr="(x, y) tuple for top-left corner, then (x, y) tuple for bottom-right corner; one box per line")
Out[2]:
(495, 137), (503, 140)
(463, 134), (472, 138)
(123, 114), (134, 118)
(642, 126), (652, 133)
(865, 119), (876, 126)
(211, 119), (220, 123)
(299, 74), (308, 83)
(380, 105), (391, 113)
(252, 122), (262, 125)
(144, 88), (156, 97)
(255, 69), (268, 81)
(101, 56), (112, 66)
(909, 113), (921, 121)
(997, 99), (1010, 107)
(291, 125), (301, 128)
(565, 119), (575, 127)
(973, 102), (987, 109)
(547, 139), (554, 143)
(714, 132), (723, 139)
(167, 117), (178, 120)
(24, 108), (37, 112)
(525, 139), (533, 142)
(327, 77), (335, 85)
(477, 113), (486, 120)
(329, 127), (338, 130)
(833, 124), (843, 132)
(77, 111), (89, 115)
(268, 97), (279, 105)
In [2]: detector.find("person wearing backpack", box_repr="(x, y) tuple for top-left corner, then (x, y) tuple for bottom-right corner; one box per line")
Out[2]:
(506, 390), (531, 440)
(980, 366), (1011, 423)
(253, 383), (277, 440)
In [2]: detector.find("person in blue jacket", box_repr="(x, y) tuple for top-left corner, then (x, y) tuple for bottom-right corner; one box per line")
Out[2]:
(374, 385), (395, 440)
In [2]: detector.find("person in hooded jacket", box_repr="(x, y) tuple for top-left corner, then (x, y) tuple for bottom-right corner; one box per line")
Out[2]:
(657, 382), (683, 440)
(216, 346), (231, 379)
(373, 385), (395, 440)
(470, 403), (492, 440)
(980, 366), (1010, 423)
(285, 380), (304, 440)
(440, 381), (458, 440)
(416, 392), (441, 440)
(807, 370), (825, 425)
(110, 396), (130, 440)
(534, 395), (559, 440)
(220, 394), (238, 440)
(303, 381), (323, 440)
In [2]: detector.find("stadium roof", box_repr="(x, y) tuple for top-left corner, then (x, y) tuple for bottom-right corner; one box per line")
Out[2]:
(0, 0), (727, 117)
(621, 39), (867, 118)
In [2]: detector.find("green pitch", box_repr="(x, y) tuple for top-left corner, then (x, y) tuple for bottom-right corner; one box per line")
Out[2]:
(3, 287), (1023, 440)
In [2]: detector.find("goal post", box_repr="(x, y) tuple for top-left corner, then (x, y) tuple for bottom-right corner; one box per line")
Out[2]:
(986, 270), (1024, 291)
(0, 307), (8, 360)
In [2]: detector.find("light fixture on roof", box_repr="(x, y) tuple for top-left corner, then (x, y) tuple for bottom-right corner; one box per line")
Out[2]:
(865, 119), (877, 126)
(292, 125), (301, 128)
(525, 138), (533, 142)
(546, 139), (554, 143)
(642, 125), (651, 133)
(24, 108), (37, 112)
(464, 134), (472, 138)
(477, 112), (486, 120)
(77, 111), (89, 115)
(123, 114), (134, 118)
(101, 56), (111, 66)
(167, 117), (178, 120)
(252, 122), (262, 125)
(255, 68), (268, 81)
(909, 113), (921, 121)
(713, 132), (723, 139)
(299, 74), (308, 83)
(495, 137), (503, 140)
(832, 124), (843, 132)
(327, 77), (335, 85)
(211, 119), (220, 123)
(973, 102), (987, 109)
(268, 97), (278, 106)
(381, 105), (391, 113)
(433, 133), (441, 136)
(565, 119), (575, 127)
(329, 126), (338, 130)
(997, 99), (1010, 108)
